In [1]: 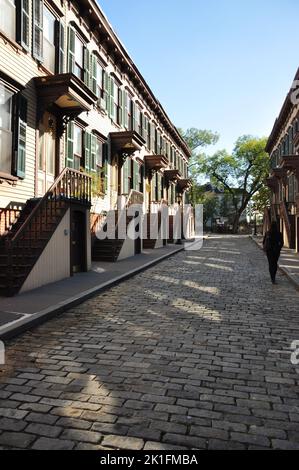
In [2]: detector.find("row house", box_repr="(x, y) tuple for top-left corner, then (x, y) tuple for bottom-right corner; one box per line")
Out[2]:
(265, 67), (299, 252)
(0, 0), (192, 296)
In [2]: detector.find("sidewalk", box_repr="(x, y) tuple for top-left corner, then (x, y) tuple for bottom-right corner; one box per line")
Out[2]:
(251, 235), (299, 290)
(0, 244), (188, 340)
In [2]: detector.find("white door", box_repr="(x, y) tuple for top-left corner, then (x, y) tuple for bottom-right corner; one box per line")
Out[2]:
(38, 112), (56, 196)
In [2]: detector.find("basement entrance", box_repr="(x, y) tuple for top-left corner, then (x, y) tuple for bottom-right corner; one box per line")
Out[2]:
(71, 210), (86, 273)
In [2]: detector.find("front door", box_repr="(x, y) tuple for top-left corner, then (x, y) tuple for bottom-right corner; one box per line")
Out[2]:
(71, 210), (86, 273)
(38, 112), (56, 196)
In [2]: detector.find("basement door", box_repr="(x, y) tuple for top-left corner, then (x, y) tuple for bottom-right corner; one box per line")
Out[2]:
(38, 112), (56, 196)
(71, 210), (86, 274)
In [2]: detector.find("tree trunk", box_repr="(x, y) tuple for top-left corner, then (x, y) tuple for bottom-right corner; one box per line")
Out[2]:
(232, 212), (241, 234)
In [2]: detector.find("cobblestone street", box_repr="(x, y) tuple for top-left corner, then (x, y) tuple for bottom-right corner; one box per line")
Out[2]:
(1, 235), (299, 450)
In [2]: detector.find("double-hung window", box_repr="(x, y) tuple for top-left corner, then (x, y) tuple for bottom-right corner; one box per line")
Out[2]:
(0, 84), (13, 174)
(124, 92), (132, 131)
(74, 35), (84, 81)
(135, 105), (142, 136)
(0, 81), (27, 178)
(43, 6), (56, 72)
(97, 62), (104, 105)
(113, 82), (121, 125)
(1, 0), (16, 41)
(73, 124), (83, 170)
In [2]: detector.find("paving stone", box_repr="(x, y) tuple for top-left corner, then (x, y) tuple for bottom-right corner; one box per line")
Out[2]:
(162, 433), (206, 449)
(0, 432), (36, 449)
(60, 429), (102, 444)
(32, 437), (75, 450)
(101, 435), (144, 450)
(25, 423), (62, 438)
(0, 418), (27, 432)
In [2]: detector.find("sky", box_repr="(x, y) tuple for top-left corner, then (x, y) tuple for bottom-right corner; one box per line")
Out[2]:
(97, 0), (299, 155)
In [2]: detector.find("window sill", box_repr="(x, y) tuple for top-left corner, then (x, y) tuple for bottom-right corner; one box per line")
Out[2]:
(38, 63), (55, 76)
(96, 104), (107, 116)
(0, 172), (19, 186)
(112, 121), (122, 129)
(0, 30), (22, 52)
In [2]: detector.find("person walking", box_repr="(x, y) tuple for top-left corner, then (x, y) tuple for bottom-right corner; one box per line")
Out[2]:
(263, 221), (284, 284)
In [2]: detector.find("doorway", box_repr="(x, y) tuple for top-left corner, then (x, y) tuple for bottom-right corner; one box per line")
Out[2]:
(38, 112), (56, 196)
(134, 211), (141, 255)
(71, 210), (86, 273)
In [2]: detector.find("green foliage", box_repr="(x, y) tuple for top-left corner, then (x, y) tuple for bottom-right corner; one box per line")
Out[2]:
(178, 128), (219, 179)
(190, 186), (219, 226)
(194, 135), (270, 232)
(251, 186), (271, 214)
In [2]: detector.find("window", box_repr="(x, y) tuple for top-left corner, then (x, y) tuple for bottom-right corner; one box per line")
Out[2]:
(73, 124), (83, 170)
(33, 0), (43, 61)
(0, 0), (16, 41)
(122, 157), (131, 194)
(43, 7), (56, 72)
(133, 160), (141, 192)
(124, 91), (132, 131)
(135, 105), (142, 136)
(74, 36), (84, 80)
(0, 82), (27, 178)
(0, 84), (13, 174)
(100, 143), (108, 194)
(96, 139), (103, 169)
(97, 62), (104, 105)
(147, 120), (151, 150)
(113, 82), (121, 125)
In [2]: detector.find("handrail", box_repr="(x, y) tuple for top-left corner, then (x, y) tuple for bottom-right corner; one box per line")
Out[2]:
(8, 167), (91, 245)
(0, 208), (22, 236)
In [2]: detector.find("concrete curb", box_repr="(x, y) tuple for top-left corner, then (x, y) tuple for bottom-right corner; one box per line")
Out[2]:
(0, 246), (185, 341)
(249, 235), (299, 292)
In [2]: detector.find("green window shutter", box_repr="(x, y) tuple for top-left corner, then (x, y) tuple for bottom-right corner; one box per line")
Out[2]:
(124, 91), (128, 128)
(90, 134), (97, 172)
(157, 173), (162, 200)
(67, 26), (75, 73)
(133, 160), (139, 191)
(123, 158), (129, 194)
(108, 76), (115, 120)
(84, 47), (90, 88)
(90, 53), (97, 95)
(14, 94), (27, 179)
(55, 20), (65, 74)
(16, 0), (30, 50)
(118, 88), (123, 126)
(32, 0), (44, 61)
(84, 131), (91, 171)
(143, 115), (148, 145)
(66, 122), (74, 168)
(132, 101), (137, 132)
(151, 174), (157, 201)
(103, 71), (109, 111)
(103, 143), (108, 192)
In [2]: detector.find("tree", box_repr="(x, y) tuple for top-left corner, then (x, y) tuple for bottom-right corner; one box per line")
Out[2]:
(251, 185), (271, 214)
(178, 128), (219, 179)
(190, 185), (219, 228)
(196, 135), (269, 233)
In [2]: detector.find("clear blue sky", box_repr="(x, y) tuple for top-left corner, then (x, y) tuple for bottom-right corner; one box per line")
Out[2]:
(98, 0), (299, 155)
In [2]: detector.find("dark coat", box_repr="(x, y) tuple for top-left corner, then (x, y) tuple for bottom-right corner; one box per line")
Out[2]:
(263, 230), (283, 255)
